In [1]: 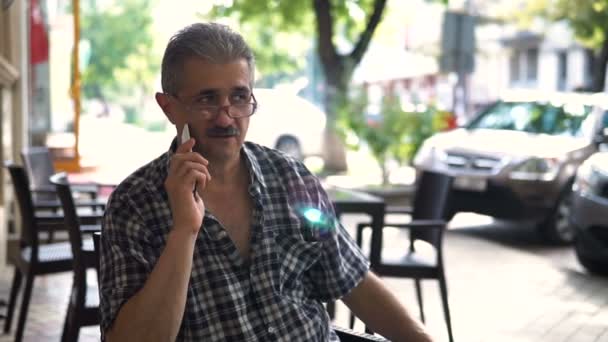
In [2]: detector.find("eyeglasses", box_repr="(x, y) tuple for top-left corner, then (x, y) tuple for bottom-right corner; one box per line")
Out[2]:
(170, 93), (258, 119)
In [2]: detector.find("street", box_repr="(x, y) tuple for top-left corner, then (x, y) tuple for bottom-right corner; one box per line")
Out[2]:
(450, 214), (582, 273)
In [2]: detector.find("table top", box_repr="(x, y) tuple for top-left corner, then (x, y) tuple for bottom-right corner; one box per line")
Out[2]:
(326, 186), (384, 205)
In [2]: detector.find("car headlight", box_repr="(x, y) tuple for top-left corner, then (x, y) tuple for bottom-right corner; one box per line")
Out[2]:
(413, 142), (447, 169)
(574, 161), (603, 195)
(413, 141), (433, 166)
(510, 157), (560, 181)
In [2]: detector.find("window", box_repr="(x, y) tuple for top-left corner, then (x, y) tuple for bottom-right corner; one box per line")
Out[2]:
(585, 49), (595, 88)
(526, 48), (538, 81)
(509, 47), (539, 86)
(510, 50), (520, 83)
(468, 101), (592, 137)
(557, 51), (568, 90)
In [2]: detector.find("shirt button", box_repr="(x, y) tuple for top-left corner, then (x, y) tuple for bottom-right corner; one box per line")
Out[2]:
(268, 326), (276, 335)
(217, 230), (228, 239)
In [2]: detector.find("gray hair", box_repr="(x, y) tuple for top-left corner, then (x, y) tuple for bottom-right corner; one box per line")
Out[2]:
(161, 23), (255, 94)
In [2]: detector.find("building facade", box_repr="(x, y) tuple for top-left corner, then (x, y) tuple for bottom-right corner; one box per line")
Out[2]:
(0, 0), (29, 272)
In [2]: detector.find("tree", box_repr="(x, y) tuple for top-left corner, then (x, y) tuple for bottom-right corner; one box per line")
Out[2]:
(209, 0), (389, 171)
(519, 0), (608, 92)
(80, 0), (159, 118)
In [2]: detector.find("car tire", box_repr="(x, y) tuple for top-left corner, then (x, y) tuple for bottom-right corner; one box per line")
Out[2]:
(276, 136), (303, 160)
(537, 182), (576, 245)
(575, 236), (608, 275)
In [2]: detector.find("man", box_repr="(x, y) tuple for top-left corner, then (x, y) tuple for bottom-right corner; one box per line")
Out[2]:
(100, 22), (434, 342)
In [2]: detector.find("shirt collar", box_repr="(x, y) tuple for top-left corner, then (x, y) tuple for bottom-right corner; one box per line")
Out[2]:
(242, 142), (268, 190)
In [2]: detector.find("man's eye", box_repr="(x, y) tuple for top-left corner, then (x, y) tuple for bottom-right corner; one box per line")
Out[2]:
(231, 94), (250, 104)
(195, 96), (216, 105)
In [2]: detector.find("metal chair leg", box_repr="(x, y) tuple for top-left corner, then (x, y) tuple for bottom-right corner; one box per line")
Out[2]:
(14, 272), (35, 342)
(414, 278), (425, 323)
(61, 302), (80, 342)
(438, 273), (454, 342)
(355, 223), (366, 247)
(326, 301), (336, 320)
(349, 311), (356, 329)
(4, 267), (22, 333)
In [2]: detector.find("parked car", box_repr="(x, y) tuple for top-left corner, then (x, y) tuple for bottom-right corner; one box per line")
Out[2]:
(413, 90), (608, 244)
(246, 88), (326, 161)
(571, 151), (608, 274)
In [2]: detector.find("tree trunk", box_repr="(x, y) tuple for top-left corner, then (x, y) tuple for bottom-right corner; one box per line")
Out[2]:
(592, 37), (608, 92)
(312, 0), (388, 172)
(322, 76), (349, 173)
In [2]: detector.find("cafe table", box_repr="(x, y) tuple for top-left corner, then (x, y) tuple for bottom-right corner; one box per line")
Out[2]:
(325, 186), (386, 323)
(326, 186), (386, 269)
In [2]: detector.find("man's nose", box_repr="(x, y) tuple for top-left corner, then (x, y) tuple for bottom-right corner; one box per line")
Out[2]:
(213, 106), (235, 126)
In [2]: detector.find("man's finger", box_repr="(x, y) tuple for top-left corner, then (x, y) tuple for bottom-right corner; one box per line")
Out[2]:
(176, 138), (195, 153)
(174, 161), (205, 179)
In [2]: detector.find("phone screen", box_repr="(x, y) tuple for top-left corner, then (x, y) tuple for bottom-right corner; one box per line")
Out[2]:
(181, 124), (191, 145)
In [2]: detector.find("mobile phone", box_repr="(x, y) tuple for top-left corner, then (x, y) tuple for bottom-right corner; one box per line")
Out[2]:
(180, 124), (197, 195)
(181, 123), (191, 145)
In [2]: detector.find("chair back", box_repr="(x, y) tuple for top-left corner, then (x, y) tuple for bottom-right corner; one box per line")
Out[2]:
(410, 170), (454, 247)
(93, 232), (101, 283)
(50, 173), (87, 289)
(5, 163), (40, 255)
(21, 146), (57, 202)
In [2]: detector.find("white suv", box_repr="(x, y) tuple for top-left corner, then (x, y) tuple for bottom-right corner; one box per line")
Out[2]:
(246, 88), (326, 161)
(414, 90), (608, 244)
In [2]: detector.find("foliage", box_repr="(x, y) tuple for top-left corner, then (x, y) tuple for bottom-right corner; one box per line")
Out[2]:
(519, 0), (608, 50)
(206, 0), (387, 107)
(337, 87), (452, 184)
(204, 2), (314, 86)
(513, 0), (608, 91)
(80, 0), (159, 119)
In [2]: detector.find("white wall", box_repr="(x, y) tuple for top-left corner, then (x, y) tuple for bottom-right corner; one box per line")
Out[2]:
(538, 50), (558, 91)
(568, 48), (586, 90)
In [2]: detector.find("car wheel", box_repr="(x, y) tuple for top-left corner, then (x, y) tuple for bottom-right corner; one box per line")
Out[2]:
(575, 236), (608, 275)
(538, 183), (575, 245)
(276, 137), (303, 160)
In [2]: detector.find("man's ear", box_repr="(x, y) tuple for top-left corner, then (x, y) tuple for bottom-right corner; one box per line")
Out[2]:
(155, 92), (177, 124)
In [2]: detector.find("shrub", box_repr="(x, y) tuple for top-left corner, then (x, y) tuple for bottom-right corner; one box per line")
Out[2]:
(337, 87), (452, 184)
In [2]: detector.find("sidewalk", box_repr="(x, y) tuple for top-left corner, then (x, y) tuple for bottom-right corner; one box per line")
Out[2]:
(333, 213), (608, 342)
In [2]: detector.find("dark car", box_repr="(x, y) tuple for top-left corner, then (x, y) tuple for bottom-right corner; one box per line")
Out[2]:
(571, 151), (608, 275)
(413, 90), (608, 244)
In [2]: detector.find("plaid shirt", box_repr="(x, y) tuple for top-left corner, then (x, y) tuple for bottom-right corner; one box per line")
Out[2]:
(100, 141), (369, 341)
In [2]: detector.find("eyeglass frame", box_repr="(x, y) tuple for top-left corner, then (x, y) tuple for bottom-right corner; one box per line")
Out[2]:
(167, 92), (258, 120)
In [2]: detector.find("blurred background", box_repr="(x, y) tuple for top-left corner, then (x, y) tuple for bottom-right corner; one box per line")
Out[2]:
(15, 0), (608, 183)
(2, 0), (608, 341)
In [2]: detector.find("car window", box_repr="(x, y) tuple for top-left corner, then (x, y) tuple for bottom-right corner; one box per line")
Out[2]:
(467, 101), (593, 137)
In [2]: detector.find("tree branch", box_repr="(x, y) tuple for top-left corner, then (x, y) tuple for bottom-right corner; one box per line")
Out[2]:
(350, 0), (387, 65)
(313, 0), (338, 70)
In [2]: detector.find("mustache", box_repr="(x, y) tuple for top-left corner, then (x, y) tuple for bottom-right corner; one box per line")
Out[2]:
(206, 126), (240, 137)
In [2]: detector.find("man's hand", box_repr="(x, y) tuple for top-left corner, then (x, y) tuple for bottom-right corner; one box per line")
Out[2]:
(343, 272), (435, 342)
(165, 138), (211, 234)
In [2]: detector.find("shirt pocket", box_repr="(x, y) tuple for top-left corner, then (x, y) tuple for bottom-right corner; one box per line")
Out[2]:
(273, 233), (323, 296)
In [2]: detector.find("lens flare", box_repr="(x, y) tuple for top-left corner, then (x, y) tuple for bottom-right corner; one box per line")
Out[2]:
(298, 207), (335, 238)
(303, 208), (323, 223)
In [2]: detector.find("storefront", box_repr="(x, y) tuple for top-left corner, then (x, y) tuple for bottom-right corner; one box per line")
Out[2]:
(0, 0), (29, 271)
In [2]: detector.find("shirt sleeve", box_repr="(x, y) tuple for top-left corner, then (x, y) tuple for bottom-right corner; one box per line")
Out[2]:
(99, 192), (155, 340)
(288, 163), (370, 302)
